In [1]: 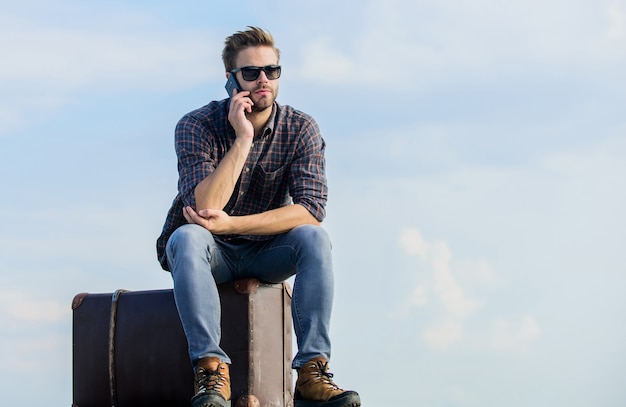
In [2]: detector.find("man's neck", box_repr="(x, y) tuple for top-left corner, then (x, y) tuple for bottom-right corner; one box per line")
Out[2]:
(247, 107), (272, 137)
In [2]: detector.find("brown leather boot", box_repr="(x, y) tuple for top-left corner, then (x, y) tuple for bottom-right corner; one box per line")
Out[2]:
(294, 357), (361, 407)
(191, 357), (231, 407)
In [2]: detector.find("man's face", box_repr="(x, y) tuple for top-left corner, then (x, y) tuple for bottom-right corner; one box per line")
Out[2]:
(232, 46), (279, 113)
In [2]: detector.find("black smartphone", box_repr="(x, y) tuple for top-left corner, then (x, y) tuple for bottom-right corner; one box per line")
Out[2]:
(225, 74), (242, 98)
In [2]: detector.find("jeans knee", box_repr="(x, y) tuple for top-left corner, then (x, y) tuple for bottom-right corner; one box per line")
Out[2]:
(166, 224), (214, 264)
(293, 224), (330, 246)
(289, 225), (332, 264)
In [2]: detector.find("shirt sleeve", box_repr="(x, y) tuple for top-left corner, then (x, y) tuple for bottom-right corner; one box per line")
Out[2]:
(289, 116), (328, 222)
(174, 113), (216, 208)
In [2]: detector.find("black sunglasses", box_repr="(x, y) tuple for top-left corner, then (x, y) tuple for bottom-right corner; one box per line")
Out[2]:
(230, 65), (282, 81)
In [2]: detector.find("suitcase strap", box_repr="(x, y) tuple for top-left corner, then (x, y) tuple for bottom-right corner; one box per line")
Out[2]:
(109, 289), (129, 407)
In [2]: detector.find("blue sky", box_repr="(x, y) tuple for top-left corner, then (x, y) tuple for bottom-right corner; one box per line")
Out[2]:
(1, 0), (625, 406)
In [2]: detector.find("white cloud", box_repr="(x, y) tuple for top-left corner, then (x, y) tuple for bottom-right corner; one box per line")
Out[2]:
(410, 285), (429, 306)
(0, 281), (71, 383)
(455, 258), (501, 291)
(298, 37), (353, 83)
(396, 227), (544, 353)
(395, 227), (484, 348)
(543, 132), (626, 179)
(423, 319), (464, 349)
(491, 315), (541, 352)
(295, 0), (626, 89)
(430, 241), (482, 318)
(608, 1), (626, 39)
(399, 228), (482, 319)
(0, 281), (68, 328)
(0, 11), (218, 91)
(399, 228), (429, 258)
(0, 9), (220, 135)
(4, 333), (68, 371)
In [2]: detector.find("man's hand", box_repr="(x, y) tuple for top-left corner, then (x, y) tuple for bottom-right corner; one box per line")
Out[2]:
(227, 88), (254, 139)
(183, 206), (236, 235)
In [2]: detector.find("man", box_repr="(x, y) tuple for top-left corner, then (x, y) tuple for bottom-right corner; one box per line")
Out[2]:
(156, 27), (361, 407)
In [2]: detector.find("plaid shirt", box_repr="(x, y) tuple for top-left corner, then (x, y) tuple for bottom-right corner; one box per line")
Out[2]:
(156, 99), (328, 271)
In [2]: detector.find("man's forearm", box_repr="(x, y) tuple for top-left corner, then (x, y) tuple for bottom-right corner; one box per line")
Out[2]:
(230, 204), (321, 235)
(194, 137), (252, 210)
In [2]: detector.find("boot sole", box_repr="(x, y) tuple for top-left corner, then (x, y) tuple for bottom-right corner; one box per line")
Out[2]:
(194, 403), (231, 407)
(294, 391), (361, 407)
(192, 393), (231, 407)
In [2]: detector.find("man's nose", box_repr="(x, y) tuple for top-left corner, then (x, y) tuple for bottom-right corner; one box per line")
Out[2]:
(256, 71), (269, 83)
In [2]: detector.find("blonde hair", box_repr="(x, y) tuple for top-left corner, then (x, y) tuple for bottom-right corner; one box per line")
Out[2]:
(222, 26), (281, 72)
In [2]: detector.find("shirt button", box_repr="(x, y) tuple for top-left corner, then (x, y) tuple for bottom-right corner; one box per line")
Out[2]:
(239, 191), (244, 196)
(245, 167), (250, 172)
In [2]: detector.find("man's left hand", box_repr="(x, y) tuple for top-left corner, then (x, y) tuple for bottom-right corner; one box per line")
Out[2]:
(183, 206), (235, 235)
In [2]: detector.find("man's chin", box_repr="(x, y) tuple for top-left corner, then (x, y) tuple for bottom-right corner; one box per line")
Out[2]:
(251, 98), (274, 113)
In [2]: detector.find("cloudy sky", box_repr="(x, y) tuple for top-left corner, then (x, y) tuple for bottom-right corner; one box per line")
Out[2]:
(1, 0), (625, 406)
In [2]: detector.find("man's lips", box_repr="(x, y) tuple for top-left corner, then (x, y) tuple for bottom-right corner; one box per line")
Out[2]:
(254, 88), (272, 96)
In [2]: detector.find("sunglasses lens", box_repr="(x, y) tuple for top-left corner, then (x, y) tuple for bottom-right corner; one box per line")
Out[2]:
(241, 68), (261, 81)
(239, 65), (282, 81)
(265, 66), (281, 80)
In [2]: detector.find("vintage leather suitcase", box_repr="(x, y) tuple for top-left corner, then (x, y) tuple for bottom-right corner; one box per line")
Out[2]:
(72, 279), (294, 407)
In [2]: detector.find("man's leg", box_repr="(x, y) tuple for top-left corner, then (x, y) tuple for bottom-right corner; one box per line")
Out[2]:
(166, 223), (233, 366)
(241, 225), (360, 406)
(240, 224), (335, 368)
(166, 224), (235, 407)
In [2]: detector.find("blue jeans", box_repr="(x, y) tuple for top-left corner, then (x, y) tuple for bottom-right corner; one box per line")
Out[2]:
(165, 223), (334, 369)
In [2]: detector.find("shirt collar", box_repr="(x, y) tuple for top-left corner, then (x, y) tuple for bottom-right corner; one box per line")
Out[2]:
(258, 102), (277, 139)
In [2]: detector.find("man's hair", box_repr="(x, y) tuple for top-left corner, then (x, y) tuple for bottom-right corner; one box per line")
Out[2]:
(222, 26), (281, 72)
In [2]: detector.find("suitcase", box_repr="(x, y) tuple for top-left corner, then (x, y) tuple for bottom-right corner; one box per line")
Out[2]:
(72, 279), (294, 407)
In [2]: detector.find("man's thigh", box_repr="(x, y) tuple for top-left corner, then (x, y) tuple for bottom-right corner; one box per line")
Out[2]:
(238, 225), (329, 282)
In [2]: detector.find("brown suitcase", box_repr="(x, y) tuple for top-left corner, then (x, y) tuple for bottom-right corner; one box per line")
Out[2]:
(72, 279), (294, 407)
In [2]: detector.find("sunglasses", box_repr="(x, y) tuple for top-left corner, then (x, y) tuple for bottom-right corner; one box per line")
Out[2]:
(230, 65), (282, 81)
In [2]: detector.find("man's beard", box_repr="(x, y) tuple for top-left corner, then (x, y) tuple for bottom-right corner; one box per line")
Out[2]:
(250, 86), (277, 113)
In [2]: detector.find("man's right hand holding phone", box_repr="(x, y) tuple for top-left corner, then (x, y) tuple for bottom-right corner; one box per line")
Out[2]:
(228, 88), (254, 140)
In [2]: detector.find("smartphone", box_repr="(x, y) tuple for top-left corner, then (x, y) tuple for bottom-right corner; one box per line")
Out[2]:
(225, 74), (242, 98)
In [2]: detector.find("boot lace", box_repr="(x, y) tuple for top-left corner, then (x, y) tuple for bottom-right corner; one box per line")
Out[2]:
(196, 367), (227, 394)
(313, 360), (342, 390)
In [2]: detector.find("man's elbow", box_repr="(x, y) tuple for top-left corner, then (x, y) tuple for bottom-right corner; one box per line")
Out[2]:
(194, 188), (227, 211)
(309, 218), (322, 227)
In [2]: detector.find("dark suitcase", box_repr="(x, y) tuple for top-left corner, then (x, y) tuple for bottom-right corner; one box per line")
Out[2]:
(72, 279), (294, 407)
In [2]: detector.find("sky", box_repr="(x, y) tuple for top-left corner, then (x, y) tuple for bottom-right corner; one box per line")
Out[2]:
(1, 0), (625, 406)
